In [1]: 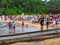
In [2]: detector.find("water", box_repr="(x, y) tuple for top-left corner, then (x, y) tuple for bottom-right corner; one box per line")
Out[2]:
(0, 22), (7, 28)
(0, 22), (40, 36)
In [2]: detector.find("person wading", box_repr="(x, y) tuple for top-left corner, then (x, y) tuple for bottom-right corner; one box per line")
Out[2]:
(8, 21), (12, 31)
(40, 16), (44, 31)
(22, 21), (24, 31)
(46, 18), (49, 30)
(26, 24), (28, 28)
(55, 17), (58, 28)
(12, 21), (15, 31)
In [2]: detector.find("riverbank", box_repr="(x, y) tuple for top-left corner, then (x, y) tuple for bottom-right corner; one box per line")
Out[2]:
(9, 37), (60, 45)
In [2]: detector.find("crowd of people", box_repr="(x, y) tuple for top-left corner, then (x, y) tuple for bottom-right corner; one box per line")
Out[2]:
(0, 14), (60, 31)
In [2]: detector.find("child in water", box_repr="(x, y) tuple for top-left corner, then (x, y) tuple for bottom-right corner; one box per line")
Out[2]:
(11, 21), (15, 31)
(26, 24), (28, 28)
(22, 21), (24, 29)
(46, 18), (49, 30)
(8, 21), (12, 31)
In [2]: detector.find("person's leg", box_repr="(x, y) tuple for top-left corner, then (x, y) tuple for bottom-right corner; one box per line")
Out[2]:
(22, 25), (24, 29)
(9, 26), (10, 30)
(47, 25), (49, 30)
(26, 25), (28, 28)
(13, 26), (16, 33)
(9, 27), (10, 30)
(55, 24), (58, 29)
(41, 25), (43, 31)
(22, 25), (24, 31)
(14, 26), (15, 30)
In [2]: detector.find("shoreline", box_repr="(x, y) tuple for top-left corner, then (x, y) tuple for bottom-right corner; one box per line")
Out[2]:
(0, 18), (60, 30)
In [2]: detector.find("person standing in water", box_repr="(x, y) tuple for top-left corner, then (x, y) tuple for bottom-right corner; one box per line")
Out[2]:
(22, 21), (24, 31)
(46, 18), (49, 30)
(39, 16), (44, 31)
(26, 24), (28, 28)
(12, 21), (15, 31)
(8, 21), (12, 31)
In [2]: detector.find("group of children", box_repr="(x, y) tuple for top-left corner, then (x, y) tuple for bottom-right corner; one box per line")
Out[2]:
(8, 21), (15, 31)
(8, 20), (28, 31)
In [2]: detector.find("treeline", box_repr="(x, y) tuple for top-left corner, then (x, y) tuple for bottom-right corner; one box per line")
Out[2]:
(0, 0), (60, 15)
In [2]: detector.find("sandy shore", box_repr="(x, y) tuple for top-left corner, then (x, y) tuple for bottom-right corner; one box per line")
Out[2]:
(9, 37), (60, 45)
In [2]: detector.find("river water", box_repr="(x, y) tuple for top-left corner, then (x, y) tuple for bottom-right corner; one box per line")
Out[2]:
(0, 22), (40, 36)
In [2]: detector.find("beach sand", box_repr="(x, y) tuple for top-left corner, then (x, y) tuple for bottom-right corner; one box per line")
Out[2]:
(9, 37), (60, 45)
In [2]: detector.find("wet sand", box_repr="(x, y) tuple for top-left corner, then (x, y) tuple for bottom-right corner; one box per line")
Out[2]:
(9, 37), (60, 45)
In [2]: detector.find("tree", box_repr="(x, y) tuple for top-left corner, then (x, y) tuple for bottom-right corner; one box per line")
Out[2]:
(46, 0), (60, 14)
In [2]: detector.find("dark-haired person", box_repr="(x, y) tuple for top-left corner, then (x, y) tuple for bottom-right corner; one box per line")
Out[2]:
(40, 16), (44, 31)
(8, 21), (12, 31)
(22, 21), (24, 31)
(46, 18), (49, 30)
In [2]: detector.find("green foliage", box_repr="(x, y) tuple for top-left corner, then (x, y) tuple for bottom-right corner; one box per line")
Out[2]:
(0, 0), (60, 15)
